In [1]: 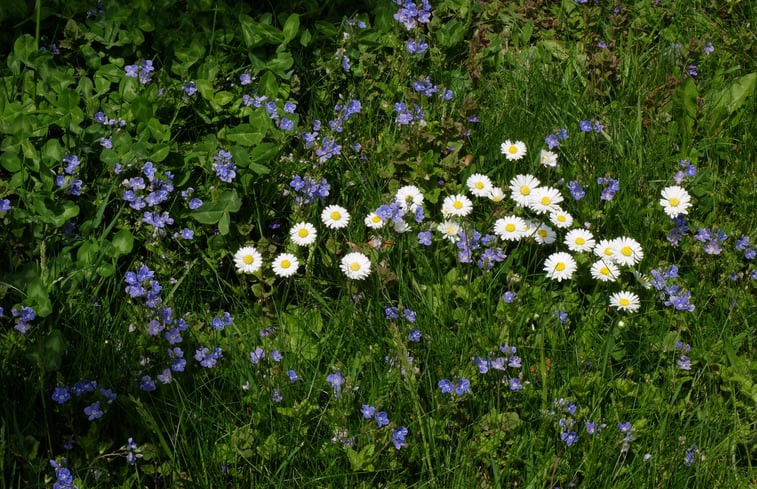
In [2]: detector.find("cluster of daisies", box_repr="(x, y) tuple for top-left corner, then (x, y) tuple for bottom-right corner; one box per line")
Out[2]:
(232, 138), (694, 314)
(233, 205), (372, 280)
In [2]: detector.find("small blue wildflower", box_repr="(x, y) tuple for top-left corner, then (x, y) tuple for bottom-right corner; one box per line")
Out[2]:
(84, 401), (103, 421)
(385, 306), (400, 320)
(502, 291), (517, 303)
(567, 181), (585, 200)
(392, 426), (408, 449)
(402, 309), (417, 323)
(52, 387), (71, 404)
(250, 347), (265, 364)
(585, 421), (601, 435)
(455, 378), (471, 395)
(579, 120), (593, 132)
(361, 405), (376, 419)
(561, 431), (579, 446)
(0, 199), (10, 211)
(326, 372), (344, 398)
(287, 369), (299, 381)
(545, 134), (560, 149)
(684, 445), (697, 466)
(283, 102), (297, 113)
(239, 73), (252, 85)
(438, 379), (454, 394)
(183, 81), (197, 96)
(375, 411), (389, 427)
(408, 329), (422, 342)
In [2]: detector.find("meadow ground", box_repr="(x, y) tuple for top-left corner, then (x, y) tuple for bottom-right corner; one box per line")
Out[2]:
(1, 1), (755, 487)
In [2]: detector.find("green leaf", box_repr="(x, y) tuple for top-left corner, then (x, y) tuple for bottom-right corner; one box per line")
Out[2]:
(250, 142), (278, 163)
(77, 240), (100, 267)
(218, 211), (230, 235)
(131, 95), (154, 123)
(27, 277), (52, 317)
(266, 52), (294, 76)
(0, 151), (21, 172)
(282, 14), (300, 43)
(225, 124), (264, 146)
(149, 142), (171, 162)
(111, 229), (134, 256)
(191, 190), (242, 225)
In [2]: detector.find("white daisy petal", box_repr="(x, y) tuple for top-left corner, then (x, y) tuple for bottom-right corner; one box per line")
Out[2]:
(234, 246), (263, 274)
(340, 252), (371, 280)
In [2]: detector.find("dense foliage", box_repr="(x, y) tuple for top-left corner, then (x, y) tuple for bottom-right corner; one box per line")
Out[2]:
(1, 0), (755, 487)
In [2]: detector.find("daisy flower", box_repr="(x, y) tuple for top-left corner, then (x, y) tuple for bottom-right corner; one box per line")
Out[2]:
(488, 187), (506, 203)
(466, 173), (493, 197)
(594, 238), (617, 261)
(442, 194), (473, 217)
(395, 185), (424, 212)
(612, 237), (644, 266)
(272, 253), (299, 277)
(321, 205), (350, 229)
(501, 140), (527, 161)
(364, 212), (385, 229)
(437, 221), (461, 242)
(609, 291), (641, 312)
(532, 223), (557, 244)
(590, 260), (620, 282)
(290, 222), (317, 246)
(565, 229), (596, 252)
(659, 185), (692, 218)
(340, 252), (371, 280)
(509, 174), (541, 207)
(549, 209), (574, 229)
(528, 186), (564, 214)
(544, 252), (577, 282)
(393, 220), (411, 233)
(494, 216), (527, 241)
(540, 149), (558, 167)
(234, 246), (263, 274)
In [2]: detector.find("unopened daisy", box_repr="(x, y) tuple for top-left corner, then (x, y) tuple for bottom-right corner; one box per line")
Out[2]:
(594, 238), (617, 261)
(466, 173), (493, 197)
(272, 253), (299, 277)
(321, 205), (350, 229)
(540, 149), (558, 167)
(528, 186), (564, 214)
(364, 212), (385, 229)
(549, 209), (574, 229)
(612, 237), (644, 266)
(488, 187), (506, 203)
(565, 229), (596, 252)
(590, 260), (620, 282)
(609, 291), (641, 312)
(395, 185), (424, 212)
(494, 216), (527, 241)
(532, 223), (557, 244)
(501, 140), (527, 161)
(393, 220), (410, 233)
(340, 252), (371, 280)
(290, 222), (317, 246)
(437, 220), (461, 242)
(544, 252), (577, 282)
(509, 174), (541, 207)
(442, 194), (473, 217)
(659, 185), (692, 218)
(234, 246), (263, 274)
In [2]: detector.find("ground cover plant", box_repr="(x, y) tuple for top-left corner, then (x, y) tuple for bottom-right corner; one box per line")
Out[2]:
(1, 0), (755, 487)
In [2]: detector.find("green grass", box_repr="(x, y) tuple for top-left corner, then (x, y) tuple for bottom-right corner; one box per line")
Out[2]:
(1, 0), (756, 487)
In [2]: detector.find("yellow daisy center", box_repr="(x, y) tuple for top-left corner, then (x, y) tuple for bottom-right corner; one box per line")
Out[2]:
(621, 246), (632, 256)
(280, 259), (291, 268)
(669, 198), (680, 206)
(555, 262), (566, 271)
(492, 195), (503, 202)
(350, 262), (361, 271)
(508, 145), (518, 154)
(538, 229), (548, 238)
(520, 186), (531, 195)
(619, 298), (630, 306)
(557, 215), (566, 222)
(475, 182), (484, 189)
(298, 228), (309, 238)
(506, 223), (516, 232)
(453, 200), (463, 209)
(243, 255), (254, 265)
(600, 267), (610, 275)
(604, 247), (613, 256)
(330, 211), (341, 220)
(576, 237), (586, 245)
(541, 196), (551, 205)
(446, 227), (456, 235)
(371, 215), (381, 223)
